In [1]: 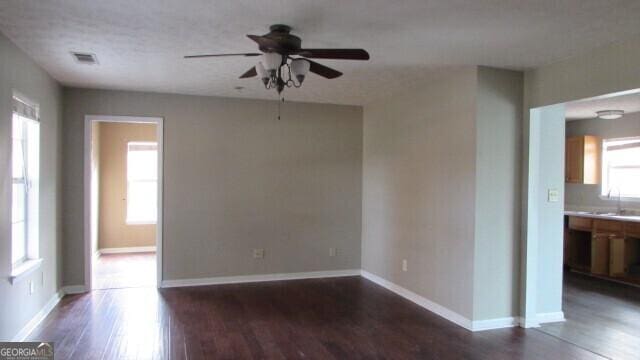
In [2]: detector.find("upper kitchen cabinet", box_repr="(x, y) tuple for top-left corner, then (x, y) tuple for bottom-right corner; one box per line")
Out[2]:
(565, 135), (601, 184)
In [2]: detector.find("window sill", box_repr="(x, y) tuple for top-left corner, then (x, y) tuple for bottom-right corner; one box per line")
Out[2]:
(9, 258), (43, 285)
(125, 221), (157, 225)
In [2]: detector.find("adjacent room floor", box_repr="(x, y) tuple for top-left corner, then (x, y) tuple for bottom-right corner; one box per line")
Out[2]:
(93, 252), (156, 290)
(538, 270), (640, 359)
(31, 276), (602, 359)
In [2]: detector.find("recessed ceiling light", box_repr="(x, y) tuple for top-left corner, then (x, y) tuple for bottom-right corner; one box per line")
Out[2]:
(71, 52), (98, 65)
(596, 110), (624, 120)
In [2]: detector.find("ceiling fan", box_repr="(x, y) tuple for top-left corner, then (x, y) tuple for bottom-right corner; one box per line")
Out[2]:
(184, 24), (370, 94)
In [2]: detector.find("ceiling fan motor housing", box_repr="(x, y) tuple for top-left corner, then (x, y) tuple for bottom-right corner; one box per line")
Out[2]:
(262, 24), (302, 53)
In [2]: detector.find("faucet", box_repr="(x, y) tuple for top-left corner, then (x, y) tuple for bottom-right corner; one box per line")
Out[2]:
(607, 187), (623, 215)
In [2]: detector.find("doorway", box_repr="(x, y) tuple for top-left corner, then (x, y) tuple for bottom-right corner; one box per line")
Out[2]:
(523, 90), (640, 359)
(84, 115), (163, 290)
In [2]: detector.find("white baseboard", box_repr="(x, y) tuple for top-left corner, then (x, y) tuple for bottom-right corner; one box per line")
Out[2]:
(12, 290), (63, 341)
(161, 269), (360, 288)
(62, 285), (87, 294)
(99, 246), (156, 254)
(537, 311), (565, 324)
(360, 270), (475, 331)
(471, 317), (519, 331)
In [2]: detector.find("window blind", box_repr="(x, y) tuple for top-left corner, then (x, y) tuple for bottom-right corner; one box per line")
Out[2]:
(12, 96), (39, 121)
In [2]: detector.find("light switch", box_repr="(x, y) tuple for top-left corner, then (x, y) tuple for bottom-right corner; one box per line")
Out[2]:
(548, 189), (560, 202)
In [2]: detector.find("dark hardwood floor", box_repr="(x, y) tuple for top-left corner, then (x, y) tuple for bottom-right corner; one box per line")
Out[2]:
(93, 252), (156, 290)
(29, 276), (603, 359)
(538, 270), (640, 360)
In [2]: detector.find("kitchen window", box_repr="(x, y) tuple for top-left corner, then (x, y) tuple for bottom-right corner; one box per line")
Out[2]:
(126, 141), (158, 224)
(601, 137), (640, 199)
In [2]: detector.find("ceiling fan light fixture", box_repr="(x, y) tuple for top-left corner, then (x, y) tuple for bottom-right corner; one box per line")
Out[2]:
(256, 62), (269, 85)
(262, 52), (282, 72)
(291, 59), (310, 83)
(596, 110), (624, 120)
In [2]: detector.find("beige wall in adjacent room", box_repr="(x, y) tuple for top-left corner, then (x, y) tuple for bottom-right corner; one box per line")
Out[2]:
(98, 122), (157, 250)
(0, 33), (62, 341)
(62, 89), (363, 286)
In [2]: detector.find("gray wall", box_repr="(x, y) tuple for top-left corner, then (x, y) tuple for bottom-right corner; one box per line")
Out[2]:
(62, 89), (363, 285)
(525, 35), (640, 109)
(472, 68), (523, 321)
(565, 112), (640, 210)
(535, 105), (566, 314)
(362, 67), (523, 322)
(362, 67), (478, 319)
(0, 33), (62, 340)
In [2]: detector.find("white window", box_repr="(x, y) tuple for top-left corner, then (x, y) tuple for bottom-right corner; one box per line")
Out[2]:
(601, 137), (640, 199)
(126, 142), (158, 224)
(11, 95), (40, 269)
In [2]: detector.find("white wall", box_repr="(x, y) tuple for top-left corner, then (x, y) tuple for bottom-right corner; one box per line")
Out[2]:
(62, 88), (363, 286)
(0, 32), (62, 341)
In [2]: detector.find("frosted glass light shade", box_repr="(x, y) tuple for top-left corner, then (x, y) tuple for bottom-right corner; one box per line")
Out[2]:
(256, 62), (267, 78)
(596, 110), (624, 120)
(291, 59), (310, 82)
(256, 62), (269, 85)
(262, 53), (282, 71)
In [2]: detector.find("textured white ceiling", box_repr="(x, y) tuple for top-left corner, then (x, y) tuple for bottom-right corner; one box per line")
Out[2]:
(566, 91), (640, 120)
(1, 0), (640, 105)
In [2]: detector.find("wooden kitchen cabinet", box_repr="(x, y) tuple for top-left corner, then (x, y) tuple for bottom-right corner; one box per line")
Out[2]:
(610, 237), (640, 277)
(565, 135), (601, 184)
(591, 233), (610, 275)
(565, 215), (640, 284)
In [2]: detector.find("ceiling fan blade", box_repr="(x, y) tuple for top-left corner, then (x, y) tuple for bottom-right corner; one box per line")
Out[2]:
(239, 66), (257, 79)
(184, 53), (261, 59)
(306, 60), (343, 79)
(296, 49), (369, 60)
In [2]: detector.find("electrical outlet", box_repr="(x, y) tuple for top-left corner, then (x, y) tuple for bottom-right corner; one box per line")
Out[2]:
(402, 259), (408, 272)
(329, 247), (337, 257)
(253, 248), (265, 259)
(29, 280), (35, 295)
(548, 189), (560, 202)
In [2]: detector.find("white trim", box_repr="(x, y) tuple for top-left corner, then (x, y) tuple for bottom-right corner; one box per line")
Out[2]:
(536, 311), (565, 324)
(99, 246), (156, 254)
(62, 285), (87, 294)
(161, 269), (360, 288)
(471, 317), (519, 331)
(9, 258), (43, 284)
(360, 270), (475, 331)
(84, 115), (164, 291)
(11, 290), (63, 341)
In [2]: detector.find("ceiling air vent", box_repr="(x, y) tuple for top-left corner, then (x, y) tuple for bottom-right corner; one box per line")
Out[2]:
(71, 52), (98, 65)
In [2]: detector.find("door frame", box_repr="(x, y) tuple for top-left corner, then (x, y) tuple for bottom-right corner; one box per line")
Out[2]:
(83, 115), (164, 290)
(520, 88), (640, 327)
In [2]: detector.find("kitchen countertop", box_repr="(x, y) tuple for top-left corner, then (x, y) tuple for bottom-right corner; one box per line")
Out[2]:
(565, 210), (640, 223)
